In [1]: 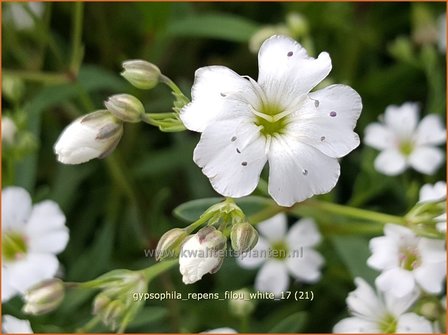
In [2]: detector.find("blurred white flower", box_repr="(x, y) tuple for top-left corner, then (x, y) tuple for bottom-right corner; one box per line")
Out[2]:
(2, 116), (17, 145)
(2, 315), (33, 334)
(2, 187), (69, 302)
(181, 35), (362, 206)
(248, 26), (291, 54)
(419, 181), (446, 232)
(179, 227), (226, 284)
(367, 224), (446, 298)
(54, 110), (123, 164)
(333, 277), (432, 333)
(237, 213), (323, 296)
(364, 102), (446, 176)
(5, 2), (44, 31)
(438, 13), (446, 53)
(202, 328), (237, 334)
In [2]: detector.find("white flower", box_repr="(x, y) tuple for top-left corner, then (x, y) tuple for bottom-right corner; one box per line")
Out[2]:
(54, 110), (123, 164)
(333, 277), (433, 333)
(419, 181), (446, 232)
(438, 13), (446, 54)
(2, 117), (17, 145)
(180, 35), (362, 207)
(179, 227), (226, 284)
(237, 213), (324, 296)
(2, 315), (33, 334)
(367, 224), (446, 298)
(364, 102), (446, 176)
(4, 2), (44, 30)
(201, 328), (237, 334)
(2, 187), (69, 302)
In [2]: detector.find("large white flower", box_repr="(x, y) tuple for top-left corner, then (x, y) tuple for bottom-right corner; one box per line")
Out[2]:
(2, 187), (69, 302)
(367, 224), (446, 298)
(419, 181), (446, 232)
(180, 35), (362, 207)
(333, 277), (432, 333)
(2, 315), (33, 334)
(364, 102), (446, 176)
(237, 213), (323, 296)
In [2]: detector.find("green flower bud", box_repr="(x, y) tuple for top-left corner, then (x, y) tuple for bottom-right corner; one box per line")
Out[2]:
(155, 228), (189, 261)
(104, 94), (145, 123)
(249, 25), (290, 54)
(22, 279), (65, 315)
(121, 60), (161, 90)
(2, 75), (25, 103)
(286, 13), (309, 37)
(228, 288), (255, 317)
(230, 222), (259, 253)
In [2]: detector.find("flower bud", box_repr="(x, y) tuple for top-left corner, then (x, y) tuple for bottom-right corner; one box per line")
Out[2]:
(156, 228), (189, 261)
(93, 296), (125, 331)
(179, 227), (227, 284)
(121, 60), (161, 90)
(2, 75), (24, 103)
(230, 222), (259, 253)
(22, 279), (65, 315)
(54, 110), (123, 164)
(2, 116), (17, 145)
(104, 94), (145, 123)
(286, 13), (309, 37)
(228, 288), (255, 317)
(249, 26), (290, 53)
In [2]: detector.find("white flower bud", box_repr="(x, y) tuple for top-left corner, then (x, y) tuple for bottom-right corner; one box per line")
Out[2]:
(230, 222), (258, 253)
(2, 116), (17, 145)
(121, 60), (161, 90)
(54, 110), (123, 165)
(156, 228), (189, 261)
(104, 94), (145, 123)
(22, 279), (65, 315)
(228, 288), (255, 317)
(179, 227), (227, 284)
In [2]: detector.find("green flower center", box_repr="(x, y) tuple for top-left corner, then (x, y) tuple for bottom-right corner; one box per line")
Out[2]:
(399, 246), (421, 271)
(270, 241), (289, 260)
(379, 313), (397, 333)
(253, 103), (289, 137)
(3, 231), (27, 261)
(399, 140), (414, 156)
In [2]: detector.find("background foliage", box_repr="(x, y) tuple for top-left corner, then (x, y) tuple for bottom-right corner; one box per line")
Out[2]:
(2, 2), (446, 333)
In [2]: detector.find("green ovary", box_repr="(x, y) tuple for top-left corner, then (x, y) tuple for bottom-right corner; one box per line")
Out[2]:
(3, 231), (27, 261)
(271, 241), (289, 260)
(254, 103), (288, 137)
(399, 247), (421, 271)
(399, 141), (414, 156)
(379, 314), (397, 333)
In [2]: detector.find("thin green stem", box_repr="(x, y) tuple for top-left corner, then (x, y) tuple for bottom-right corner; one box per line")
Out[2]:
(141, 259), (178, 281)
(3, 70), (69, 85)
(76, 315), (101, 333)
(70, 2), (84, 74)
(160, 74), (185, 98)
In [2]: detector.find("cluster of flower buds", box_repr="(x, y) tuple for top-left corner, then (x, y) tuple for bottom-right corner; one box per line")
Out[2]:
(405, 198), (446, 238)
(22, 279), (65, 315)
(156, 199), (259, 285)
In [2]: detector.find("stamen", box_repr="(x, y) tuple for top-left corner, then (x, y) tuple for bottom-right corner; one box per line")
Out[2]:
(330, 111), (337, 117)
(236, 148), (241, 154)
(220, 92), (226, 97)
(302, 169), (308, 176)
(287, 51), (293, 57)
(241, 161), (248, 166)
(231, 136), (237, 142)
(320, 136), (326, 141)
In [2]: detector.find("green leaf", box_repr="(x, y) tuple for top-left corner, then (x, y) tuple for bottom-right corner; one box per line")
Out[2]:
(127, 306), (168, 328)
(331, 235), (377, 285)
(166, 14), (259, 42)
(269, 311), (307, 333)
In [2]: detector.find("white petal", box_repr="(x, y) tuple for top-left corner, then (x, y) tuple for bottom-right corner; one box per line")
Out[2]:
(257, 35), (331, 107)
(333, 317), (381, 333)
(384, 286), (420, 316)
(396, 313), (433, 333)
(384, 223), (415, 240)
(414, 263), (446, 294)
(367, 236), (399, 270)
(202, 328), (237, 334)
(4, 254), (59, 294)
(418, 238), (446, 263)
(236, 236), (270, 269)
(347, 277), (384, 320)
(255, 260), (289, 296)
(415, 114), (446, 146)
(25, 201), (69, 254)
(286, 85), (361, 158)
(383, 103), (419, 140)
(267, 136), (340, 207)
(2, 268), (19, 302)
(193, 120), (267, 198)
(286, 248), (323, 282)
(375, 268), (415, 298)
(2, 315), (33, 334)
(374, 149), (407, 176)
(2, 187), (32, 231)
(180, 66), (257, 132)
(256, 213), (287, 241)
(364, 123), (396, 151)
(286, 218), (321, 248)
(408, 146), (444, 175)
(419, 181), (446, 202)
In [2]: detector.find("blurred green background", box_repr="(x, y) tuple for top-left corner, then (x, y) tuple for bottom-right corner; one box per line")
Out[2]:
(2, 2), (446, 333)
